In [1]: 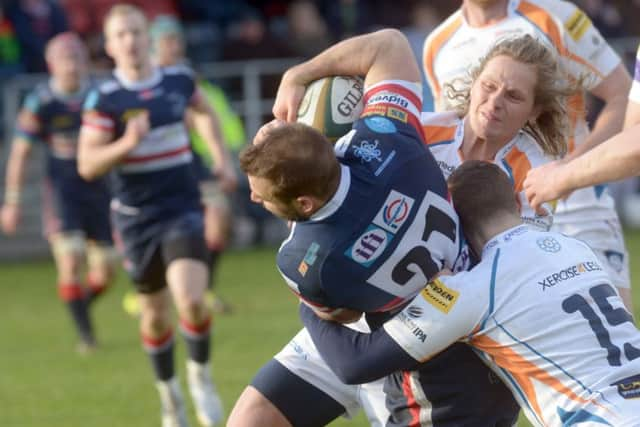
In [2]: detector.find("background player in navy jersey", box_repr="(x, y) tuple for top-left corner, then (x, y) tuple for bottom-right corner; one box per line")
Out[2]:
(1, 32), (116, 354)
(228, 29), (518, 427)
(77, 5), (236, 427)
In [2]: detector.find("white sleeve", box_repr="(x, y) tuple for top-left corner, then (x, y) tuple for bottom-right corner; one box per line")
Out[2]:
(383, 276), (486, 362)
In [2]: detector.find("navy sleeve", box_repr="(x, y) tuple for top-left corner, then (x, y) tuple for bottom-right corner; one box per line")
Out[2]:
(299, 304), (418, 384)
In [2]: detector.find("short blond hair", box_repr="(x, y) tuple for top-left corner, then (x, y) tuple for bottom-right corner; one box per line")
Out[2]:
(103, 3), (147, 36)
(445, 35), (580, 158)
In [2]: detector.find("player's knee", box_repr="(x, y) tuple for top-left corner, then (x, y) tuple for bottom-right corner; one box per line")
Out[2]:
(228, 386), (292, 427)
(140, 306), (172, 337)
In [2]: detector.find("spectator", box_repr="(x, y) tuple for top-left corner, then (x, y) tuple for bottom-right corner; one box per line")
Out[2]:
(6, 0), (68, 72)
(0, 4), (22, 79)
(286, 0), (331, 58)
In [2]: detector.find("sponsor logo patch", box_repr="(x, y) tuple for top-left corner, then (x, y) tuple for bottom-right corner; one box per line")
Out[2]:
(565, 9), (592, 41)
(604, 250), (624, 273)
(368, 92), (410, 109)
(421, 279), (459, 314)
(537, 261), (602, 291)
(298, 242), (320, 277)
(345, 225), (391, 267)
(387, 107), (408, 123)
(396, 312), (427, 343)
(365, 116), (396, 134)
(372, 190), (415, 234)
(612, 374), (640, 400)
(121, 108), (148, 122)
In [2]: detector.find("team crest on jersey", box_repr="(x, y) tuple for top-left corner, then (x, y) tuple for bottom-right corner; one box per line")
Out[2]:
(298, 242), (320, 277)
(613, 374), (640, 400)
(421, 279), (459, 314)
(536, 236), (561, 253)
(352, 140), (382, 163)
(364, 116), (396, 134)
(52, 114), (74, 128)
(372, 190), (415, 234)
(345, 225), (392, 267)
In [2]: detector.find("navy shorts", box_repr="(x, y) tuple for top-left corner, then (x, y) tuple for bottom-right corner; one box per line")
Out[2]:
(42, 177), (113, 243)
(113, 209), (208, 293)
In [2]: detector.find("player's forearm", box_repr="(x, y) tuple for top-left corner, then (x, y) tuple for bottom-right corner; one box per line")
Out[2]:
(562, 125), (640, 189)
(77, 132), (135, 180)
(287, 29), (419, 87)
(190, 109), (231, 170)
(3, 140), (31, 204)
(569, 93), (627, 160)
(300, 304), (417, 384)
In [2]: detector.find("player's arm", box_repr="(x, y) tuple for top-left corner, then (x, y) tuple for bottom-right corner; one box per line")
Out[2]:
(273, 28), (420, 121)
(77, 110), (148, 181)
(525, 126), (640, 210)
(567, 63), (631, 159)
(186, 91), (237, 192)
(299, 303), (419, 384)
(1, 135), (34, 234)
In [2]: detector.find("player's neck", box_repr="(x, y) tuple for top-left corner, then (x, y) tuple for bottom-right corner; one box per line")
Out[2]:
(50, 78), (82, 95)
(471, 215), (522, 256)
(461, 124), (506, 162)
(462, 0), (509, 27)
(116, 63), (154, 83)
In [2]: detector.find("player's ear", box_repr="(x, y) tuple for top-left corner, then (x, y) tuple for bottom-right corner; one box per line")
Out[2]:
(294, 195), (318, 216)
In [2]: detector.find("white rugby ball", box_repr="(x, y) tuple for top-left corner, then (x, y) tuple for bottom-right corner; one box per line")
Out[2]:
(297, 76), (364, 141)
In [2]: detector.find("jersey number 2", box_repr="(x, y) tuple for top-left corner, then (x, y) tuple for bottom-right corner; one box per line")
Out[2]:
(562, 283), (640, 366)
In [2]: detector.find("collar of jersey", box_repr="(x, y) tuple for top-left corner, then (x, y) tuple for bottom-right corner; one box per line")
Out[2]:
(482, 224), (529, 257)
(48, 78), (90, 101)
(113, 67), (162, 91)
(310, 164), (350, 222)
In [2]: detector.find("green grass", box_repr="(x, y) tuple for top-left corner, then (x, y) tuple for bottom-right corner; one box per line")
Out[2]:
(1, 229), (639, 427)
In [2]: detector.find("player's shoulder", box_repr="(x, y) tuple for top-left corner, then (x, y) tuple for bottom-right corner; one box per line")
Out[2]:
(424, 9), (464, 52)
(24, 82), (53, 110)
(421, 111), (461, 146)
(515, 0), (579, 21)
(506, 131), (552, 166)
(95, 76), (122, 95)
(162, 64), (196, 80)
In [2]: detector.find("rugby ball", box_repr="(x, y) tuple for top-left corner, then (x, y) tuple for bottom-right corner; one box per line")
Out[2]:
(297, 76), (364, 141)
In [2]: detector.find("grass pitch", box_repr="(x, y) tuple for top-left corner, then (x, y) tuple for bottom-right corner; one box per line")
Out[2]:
(1, 229), (639, 427)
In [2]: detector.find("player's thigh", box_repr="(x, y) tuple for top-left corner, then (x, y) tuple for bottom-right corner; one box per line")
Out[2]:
(49, 230), (87, 283)
(249, 328), (360, 426)
(228, 386), (293, 427)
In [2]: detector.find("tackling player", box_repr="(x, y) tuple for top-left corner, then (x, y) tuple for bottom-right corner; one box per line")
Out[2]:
(423, 0), (634, 311)
(228, 29), (520, 427)
(77, 5), (235, 427)
(1, 32), (116, 353)
(301, 160), (640, 427)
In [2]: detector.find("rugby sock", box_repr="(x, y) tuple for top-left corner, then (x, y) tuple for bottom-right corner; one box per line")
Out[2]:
(180, 316), (211, 364)
(58, 283), (94, 344)
(85, 274), (109, 305)
(142, 329), (175, 381)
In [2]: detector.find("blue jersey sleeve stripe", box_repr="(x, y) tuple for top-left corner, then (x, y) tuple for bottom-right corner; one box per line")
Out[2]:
(479, 249), (501, 330)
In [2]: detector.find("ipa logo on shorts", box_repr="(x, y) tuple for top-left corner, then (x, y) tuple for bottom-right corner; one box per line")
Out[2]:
(345, 225), (392, 267)
(373, 190), (415, 234)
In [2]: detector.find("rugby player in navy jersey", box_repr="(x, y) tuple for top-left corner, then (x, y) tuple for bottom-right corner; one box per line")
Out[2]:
(77, 5), (236, 427)
(1, 32), (116, 354)
(228, 29), (518, 427)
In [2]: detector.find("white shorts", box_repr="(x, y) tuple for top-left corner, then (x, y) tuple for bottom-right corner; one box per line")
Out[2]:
(274, 327), (388, 425)
(552, 219), (630, 289)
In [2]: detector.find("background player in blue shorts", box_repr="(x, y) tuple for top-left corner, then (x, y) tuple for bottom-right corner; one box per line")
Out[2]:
(228, 29), (518, 427)
(1, 32), (115, 353)
(76, 5), (236, 427)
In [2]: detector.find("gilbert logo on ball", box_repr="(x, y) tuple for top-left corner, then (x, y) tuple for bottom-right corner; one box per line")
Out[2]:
(297, 76), (364, 141)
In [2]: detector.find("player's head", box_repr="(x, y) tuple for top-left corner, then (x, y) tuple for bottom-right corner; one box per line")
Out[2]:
(103, 4), (150, 71)
(150, 15), (185, 67)
(447, 35), (575, 157)
(448, 160), (521, 253)
(240, 123), (340, 221)
(464, 0), (508, 8)
(45, 32), (88, 91)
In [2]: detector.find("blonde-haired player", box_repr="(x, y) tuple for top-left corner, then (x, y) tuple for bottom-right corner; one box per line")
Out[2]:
(423, 0), (633, 311)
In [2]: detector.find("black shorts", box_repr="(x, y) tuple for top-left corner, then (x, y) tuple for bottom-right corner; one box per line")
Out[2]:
(113, 210), (208, 293)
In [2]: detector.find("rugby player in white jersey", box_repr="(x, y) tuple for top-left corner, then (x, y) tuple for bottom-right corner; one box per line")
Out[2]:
(77, 5), (235, 427)
(302, 160), (640, 426)
(423, 0), (634, 311)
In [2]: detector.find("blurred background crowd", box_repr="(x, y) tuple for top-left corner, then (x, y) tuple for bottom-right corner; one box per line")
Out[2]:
(1, 0), (640, 257)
